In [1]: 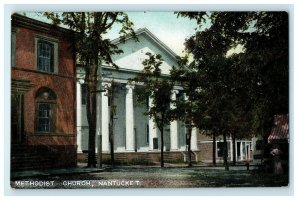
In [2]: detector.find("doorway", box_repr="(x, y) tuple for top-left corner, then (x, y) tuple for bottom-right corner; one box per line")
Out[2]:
(11, 93), (24, 143)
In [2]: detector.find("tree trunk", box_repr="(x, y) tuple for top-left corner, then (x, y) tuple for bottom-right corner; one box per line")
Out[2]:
(212, 131), (216, 166)
(109, 123), (114, 167)
(160, 127), (164, 168)
(86, 61), (98, 168)
(223, 132), (229, 171)
(109, 84), (115, 167)
(232, 134), (236, 166)
(187, 125), (192, 167)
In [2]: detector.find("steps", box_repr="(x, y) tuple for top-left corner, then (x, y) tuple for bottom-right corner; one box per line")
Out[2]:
(163, 152), (178, 163)
(180, 151), (198, 162)
(136, 153), (152, 164)
(114, 153), (128, 164)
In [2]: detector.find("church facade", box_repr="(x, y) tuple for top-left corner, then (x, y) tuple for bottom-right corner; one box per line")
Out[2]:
(76, 28), (199, 163)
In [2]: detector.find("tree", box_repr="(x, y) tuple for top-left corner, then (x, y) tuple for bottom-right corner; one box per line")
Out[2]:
(170, 56), (208, 167)
(177, 11), (288, 169)
(45, 12), (135, 167)
(132, 52), (174, 168)
(178, 11), (288, 132)
(108, 80), (117, 167)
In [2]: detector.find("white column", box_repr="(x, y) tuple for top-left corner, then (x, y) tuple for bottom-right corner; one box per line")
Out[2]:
(101, 83), (111, 152)
(240, 141), (244, 161)
(125, 84), (135, 151)
(235, 141), (238, 161)
(246, 142), (249, 160)
(230, 135), (233, 161)
(76, 81), (83, 153)
(148, 96), (157, 150)
(170, 89), (179, 151)
(191, 127), (198, 150)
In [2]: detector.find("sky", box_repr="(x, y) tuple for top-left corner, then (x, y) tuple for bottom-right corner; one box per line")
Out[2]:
(24, 12), (201, 56)
(111, 12), (199, 56)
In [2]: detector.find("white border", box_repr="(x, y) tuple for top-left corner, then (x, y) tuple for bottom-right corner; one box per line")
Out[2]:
(1, 2), (297, 198)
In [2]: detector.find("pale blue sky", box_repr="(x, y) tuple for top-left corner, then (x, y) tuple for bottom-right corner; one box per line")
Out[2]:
(113, 12), (202, 56)
(23, 12), (202, 56)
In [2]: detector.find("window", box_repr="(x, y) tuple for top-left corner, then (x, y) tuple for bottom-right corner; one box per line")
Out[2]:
(11, 30), (16, 67)
(35, 87), (57, 133)
(217, 142), (230, 157)
(81, 84), (87, 105)
(256, 140), (263, 151)
(35, 36), (58, 73)
(38, 103), (51, 132)
(237, 142), (241, 157)
(146, 124), (149, 144)
(37, 41), (54, 72)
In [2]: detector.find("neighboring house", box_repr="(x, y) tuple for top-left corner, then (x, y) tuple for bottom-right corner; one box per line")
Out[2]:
(251, 114), (289, 168)
(197, 132), (254, 163)
(196, 114), (289, 164)
(11, 14), (77, 171)
(76, 28), (199, 163)
(268, 114), (289, 144)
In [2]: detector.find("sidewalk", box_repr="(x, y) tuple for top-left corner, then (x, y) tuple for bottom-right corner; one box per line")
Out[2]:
(11, 163), (106, 179)
(11, 162), (261, 179)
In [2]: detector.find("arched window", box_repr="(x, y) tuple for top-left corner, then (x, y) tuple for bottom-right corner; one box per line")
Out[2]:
(35, 87), (57, 133)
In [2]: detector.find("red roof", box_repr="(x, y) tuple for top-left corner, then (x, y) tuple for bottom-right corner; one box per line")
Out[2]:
(268, 114), (289, 143)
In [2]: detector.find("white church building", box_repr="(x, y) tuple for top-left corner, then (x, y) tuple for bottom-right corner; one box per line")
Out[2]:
(76, 28), (199, 163)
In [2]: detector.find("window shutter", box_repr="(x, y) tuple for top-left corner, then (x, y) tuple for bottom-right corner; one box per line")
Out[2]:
(37, 41), (41, 71)
(50, 43), (54, 73)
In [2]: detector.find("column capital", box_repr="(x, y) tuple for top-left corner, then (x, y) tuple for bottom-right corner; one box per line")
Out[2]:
(171, 89), (179, 95)
(77, 78), (85, 85)
(126, 83), (135, 90)
(102, 82), (112, 88)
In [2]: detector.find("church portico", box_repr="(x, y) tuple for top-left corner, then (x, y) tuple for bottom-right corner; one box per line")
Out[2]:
(76, 78), (198, 156)
(76, 28), (199, 164)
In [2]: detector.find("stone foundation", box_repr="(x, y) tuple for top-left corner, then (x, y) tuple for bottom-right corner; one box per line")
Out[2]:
(77, 151), (200, 165)
(11, 144), (77, 171)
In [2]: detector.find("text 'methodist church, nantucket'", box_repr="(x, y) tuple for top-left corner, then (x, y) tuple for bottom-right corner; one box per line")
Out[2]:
(76, 28), (200, 163)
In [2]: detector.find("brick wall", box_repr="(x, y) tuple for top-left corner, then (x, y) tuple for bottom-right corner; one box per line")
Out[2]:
(198, 142), (213, 161)
(11, 15), (77, 169)
(14, 27), (74, 75)
(12, 22), (76, 141)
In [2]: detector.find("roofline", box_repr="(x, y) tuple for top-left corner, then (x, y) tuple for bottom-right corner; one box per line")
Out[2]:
(111, 28), (178, 59)
(11, 13), (75, 37)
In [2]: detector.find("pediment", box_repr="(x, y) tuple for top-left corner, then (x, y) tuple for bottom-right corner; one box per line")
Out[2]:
(112, 28), (178, 75)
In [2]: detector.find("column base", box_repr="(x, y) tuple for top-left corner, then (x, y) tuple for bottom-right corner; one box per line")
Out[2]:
(170, 149), (179, 151)
(125, 150), (136, 153)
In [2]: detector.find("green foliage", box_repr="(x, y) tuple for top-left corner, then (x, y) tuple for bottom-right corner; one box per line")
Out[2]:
(44, 12), (135, 68)
(177, 11), (288, 138)
(132, 52), (174, 130)
(44, 12), (136, 167)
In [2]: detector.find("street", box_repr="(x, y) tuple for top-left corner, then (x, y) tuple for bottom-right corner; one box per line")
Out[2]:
(11, 166), (289, 188)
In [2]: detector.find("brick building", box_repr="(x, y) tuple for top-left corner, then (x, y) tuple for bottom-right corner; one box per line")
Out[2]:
(197, 131), (254, 163)
(11, 14), (77, 171)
